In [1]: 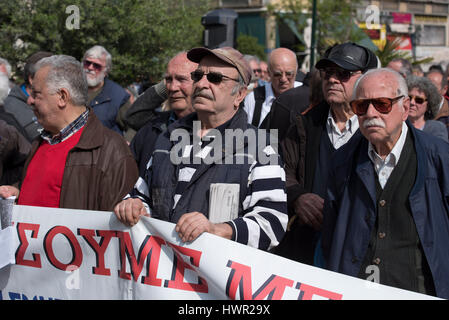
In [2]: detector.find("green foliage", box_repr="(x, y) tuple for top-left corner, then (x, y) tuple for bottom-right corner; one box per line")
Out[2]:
(236, 34), (267, 61)
(0, 0), (212, 85)
(375, 38), (433, 67)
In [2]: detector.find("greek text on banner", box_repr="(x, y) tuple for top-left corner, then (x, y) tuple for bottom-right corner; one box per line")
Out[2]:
(0, 205), (438, 300)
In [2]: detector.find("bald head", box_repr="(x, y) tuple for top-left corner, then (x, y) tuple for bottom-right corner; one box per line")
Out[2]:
(268, 48), (298, 97)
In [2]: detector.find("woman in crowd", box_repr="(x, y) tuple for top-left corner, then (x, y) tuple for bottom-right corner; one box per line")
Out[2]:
(407, 75), (448, 142)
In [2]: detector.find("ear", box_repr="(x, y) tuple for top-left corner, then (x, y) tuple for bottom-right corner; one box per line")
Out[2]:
(57, 88), (70, 108)
(402, 96), (410, 121)
(233, 87), (247, 109)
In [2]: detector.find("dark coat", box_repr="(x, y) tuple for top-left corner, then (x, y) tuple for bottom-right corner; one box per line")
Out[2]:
(130, 111), (172, 177)
(272, 100), (331, 263)
(21, 111), (138, 211)
(124, 81), (167, 131)
(0, 119), (30, 185)
(322, 123), (449, 299)
(89, 78), (130, 134)
(3, 85), (41, 142)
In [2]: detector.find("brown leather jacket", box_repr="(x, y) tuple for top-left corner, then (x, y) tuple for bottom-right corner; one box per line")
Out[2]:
(21, 111), (138, 211)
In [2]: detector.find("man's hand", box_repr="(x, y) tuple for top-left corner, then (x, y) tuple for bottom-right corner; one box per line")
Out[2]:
(175, 212), (233, 243)
(293, 193), (324, 231)
(0, 186), (19, 199)
(114, 198), (149, 227)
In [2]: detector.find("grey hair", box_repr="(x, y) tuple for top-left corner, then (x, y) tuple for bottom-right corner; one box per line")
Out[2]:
(0, 58), (11, 78)
(231, 74), (246, 96)
(0, 74), (10, 105)
(83, 45), (112, 73)
(243, 54), (260, 65)
(407, 75), (441, 120)
(35, 55), (88, 106)
(352, 68), (408, 103)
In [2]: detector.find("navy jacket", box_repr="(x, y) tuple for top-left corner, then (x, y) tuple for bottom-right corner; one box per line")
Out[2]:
(89, 78), (130, 134)
(322, 122), (449, 299)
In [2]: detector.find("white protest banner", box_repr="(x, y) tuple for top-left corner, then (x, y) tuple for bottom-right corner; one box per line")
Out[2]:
(0, 205), (439, 300)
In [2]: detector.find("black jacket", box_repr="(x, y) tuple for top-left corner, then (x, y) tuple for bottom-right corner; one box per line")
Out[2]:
(130, 111), (172, 177)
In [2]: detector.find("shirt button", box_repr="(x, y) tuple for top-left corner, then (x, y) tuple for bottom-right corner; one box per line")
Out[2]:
(379, 200), (386, 207)
(373, 258), (381, 265)
(378, 232), (386, 239)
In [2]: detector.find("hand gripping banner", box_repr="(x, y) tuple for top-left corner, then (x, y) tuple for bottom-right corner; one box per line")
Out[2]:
(0, 205), (438, 300)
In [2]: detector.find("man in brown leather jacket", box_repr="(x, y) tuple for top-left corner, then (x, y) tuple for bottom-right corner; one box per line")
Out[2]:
(0, 55), (138, 211)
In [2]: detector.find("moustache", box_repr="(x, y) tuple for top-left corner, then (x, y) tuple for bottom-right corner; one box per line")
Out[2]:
(192, 89), (214, 101)
(363, 118), (386, 129)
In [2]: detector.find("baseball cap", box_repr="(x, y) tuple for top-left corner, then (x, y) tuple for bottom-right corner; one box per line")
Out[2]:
(187, 47), (252, 86)
(315, 42), (377, 72)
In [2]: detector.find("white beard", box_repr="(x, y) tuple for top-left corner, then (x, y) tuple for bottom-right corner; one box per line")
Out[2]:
(84, 69), (105, 88)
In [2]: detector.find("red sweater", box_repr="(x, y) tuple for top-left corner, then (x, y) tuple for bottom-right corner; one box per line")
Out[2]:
(18, 128), (84, 208)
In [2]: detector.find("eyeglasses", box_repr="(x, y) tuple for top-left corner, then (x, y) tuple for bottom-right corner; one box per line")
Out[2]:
(350, 95), (404, 116)
(409, 95), (427, 104)
(83, 60), (104, 72)
(190, 70), (239, 84)
(271, 71), (295, 79)
(320, 68), (361, 82)
(252, 68), (262, 74)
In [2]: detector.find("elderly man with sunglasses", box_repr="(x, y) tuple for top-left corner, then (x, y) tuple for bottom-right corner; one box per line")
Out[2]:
(321, 68), (449, 299)
(82, 45), (131, 135)
(114, 47), (287, 251)
(273, 42), (378, 264)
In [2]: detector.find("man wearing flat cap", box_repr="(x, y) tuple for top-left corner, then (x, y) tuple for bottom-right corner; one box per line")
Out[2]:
(114, 47), (288, 251)
(273, 42), (378, 264)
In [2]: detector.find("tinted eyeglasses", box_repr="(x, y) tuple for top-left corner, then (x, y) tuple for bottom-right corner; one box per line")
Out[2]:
(350, 95), (404, 116)
(320, 68), (361, 82)
(83, 60), (104, 72)
(190, 70), (239, 84)
(409, 95), (427, 104)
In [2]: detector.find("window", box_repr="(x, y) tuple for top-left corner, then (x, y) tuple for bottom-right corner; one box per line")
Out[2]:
(417, 25), (446, 46)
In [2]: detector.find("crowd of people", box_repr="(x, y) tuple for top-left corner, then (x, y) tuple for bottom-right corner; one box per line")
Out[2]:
(0, 41), (448, 299)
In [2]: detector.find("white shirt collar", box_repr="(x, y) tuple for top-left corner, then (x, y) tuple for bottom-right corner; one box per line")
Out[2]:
(326, 109), (359, 135)
(368, 122), (408, 166)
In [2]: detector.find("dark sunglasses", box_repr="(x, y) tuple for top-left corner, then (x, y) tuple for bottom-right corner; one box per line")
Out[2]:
(252, 68), (262, 74)
(190, 70), (239, 84)
(350, 95), (404, 116)
(409, 95), (427, 104)
(320, 68), (360, 82)
(83, 60), (104, 72)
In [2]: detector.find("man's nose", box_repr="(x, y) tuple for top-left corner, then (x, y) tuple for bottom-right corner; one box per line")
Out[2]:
(27, 95), (34, 106)
(365, 102), (379, 117)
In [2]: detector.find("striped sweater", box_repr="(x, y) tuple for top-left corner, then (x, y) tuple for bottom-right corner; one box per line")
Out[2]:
(127, 109), (287, 251)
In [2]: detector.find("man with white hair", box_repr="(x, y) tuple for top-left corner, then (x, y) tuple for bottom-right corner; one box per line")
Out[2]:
(322, 68), (449, 299)
(82, 45), (131, 134)
(0, 55), (138, 211)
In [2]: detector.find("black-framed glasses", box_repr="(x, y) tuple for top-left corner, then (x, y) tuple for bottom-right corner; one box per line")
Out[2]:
(320, 68), (361, 82)
(83, 60), (104, 72)
(350, 95), (404, 116)
(409, 95), (427, 104)
(190, 70), (239, 84)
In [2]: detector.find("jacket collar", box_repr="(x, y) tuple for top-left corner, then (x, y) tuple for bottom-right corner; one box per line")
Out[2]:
(74, 107), (105, 150)
(168, 107), (249, 133)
